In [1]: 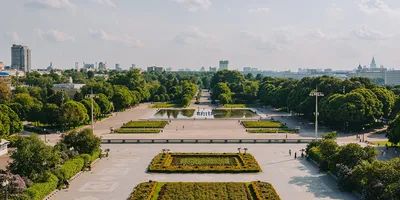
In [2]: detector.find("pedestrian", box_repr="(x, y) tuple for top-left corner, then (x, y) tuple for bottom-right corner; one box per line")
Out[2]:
(294, 152), (297, 159)
(289, 149), (292, 156)
(383, 151), (386, 157)
(183, 125), (184, 129)
(386, 143), (389, 151)
(286, 134), (288, 139)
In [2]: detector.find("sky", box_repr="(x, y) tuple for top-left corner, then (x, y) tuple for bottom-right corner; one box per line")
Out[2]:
(1, 0), (400, 71)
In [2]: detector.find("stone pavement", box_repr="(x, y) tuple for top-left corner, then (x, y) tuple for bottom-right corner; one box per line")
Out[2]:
(51, 144), (357, 200)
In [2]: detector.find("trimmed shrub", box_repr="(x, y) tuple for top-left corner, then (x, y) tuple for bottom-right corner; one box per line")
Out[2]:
(114, 129), (161, 134)
(24, 172), (58, 200)
(80, 154), (91, 167)
(53, 157), (84, 186)
(121, 121), (168, 128)
(91, 149), (101, 162)
(242, 121), (287, 128)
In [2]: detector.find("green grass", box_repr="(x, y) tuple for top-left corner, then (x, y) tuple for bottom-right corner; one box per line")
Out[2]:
(247, 129), (297, 133)
(242, 120), (286, 128)
(121, 121), (168, 128)
(114, 129), (161, 134)
(149, 103), (183, 108)
(151, 182), (165, 200)
(222, 104), (259, 108)
(176, 157), (235, 166)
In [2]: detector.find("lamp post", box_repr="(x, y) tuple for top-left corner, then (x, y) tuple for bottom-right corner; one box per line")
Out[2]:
(44, 128), (47, 143)
(2, 179), (9, 200)
(85, 88), (99, 130)
(362, 127), (365, 142)
(61, 89), (65, 132)
(309, 88), (324, 140)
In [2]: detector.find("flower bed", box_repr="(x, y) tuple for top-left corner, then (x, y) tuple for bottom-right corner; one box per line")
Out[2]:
(247, 129), (297, 133)
(148, 103), (183, 108)
(130, 181), (157, 200)
(242, 120), (286, 128)
(130, 181), (280, 200)
(251, 181), (281, 200)
(114, 129), (161, 134)
(149, 153), (261, 173)
(121, 121), (168, 128)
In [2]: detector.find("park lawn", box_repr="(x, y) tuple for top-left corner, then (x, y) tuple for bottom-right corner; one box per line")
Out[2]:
(114, 129), (161, 134)
(121, 121), (168, 128)
(133, 181), (281, 200)
(247, 129), (297, 134)
(222, 104), (259, 108)
(148, 153), (261, 173)
(149, 103), (183, 108)
(242, 120), (286, 128)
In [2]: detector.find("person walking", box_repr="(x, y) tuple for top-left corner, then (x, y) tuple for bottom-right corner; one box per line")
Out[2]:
(294, 152), (297, 159)
(289, 149), (292, 156)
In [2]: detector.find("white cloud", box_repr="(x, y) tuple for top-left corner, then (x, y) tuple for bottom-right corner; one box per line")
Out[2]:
(173, 0), (211, 12)
(356, 0), (400, 17)
(34, 28), (75, 42)
(174, 26), (213, 45)
(25, 0), (76, 9)
(240, 31), (277, 52)
(88, 28), (143, 47)
(4, 32), (20, 42)
(91, 0), (116, 8)
(248, 8), (270, 14)
(308, 25), (392, 41)
(350, 24), (390, 40)
(326, 7), (343, 16)
(274, 29), (295, 45)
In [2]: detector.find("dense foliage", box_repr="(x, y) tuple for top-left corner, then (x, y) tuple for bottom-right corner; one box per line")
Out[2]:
(242, 120), (286, 128)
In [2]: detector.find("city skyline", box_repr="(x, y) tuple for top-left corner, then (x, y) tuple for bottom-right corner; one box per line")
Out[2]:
(1, 0), (400, 70)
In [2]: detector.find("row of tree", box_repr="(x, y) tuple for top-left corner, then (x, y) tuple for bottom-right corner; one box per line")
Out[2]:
(307, 138), (399, 200)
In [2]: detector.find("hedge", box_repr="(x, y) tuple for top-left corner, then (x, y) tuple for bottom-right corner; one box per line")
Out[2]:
(53, 157), (84, 186)
(24, 172), (58, 200)
(121, 121), (168, 128)
(149, 153), (262, 173)
(114, 129), (161, 134)
(91, 149), (101, 162)
(130, 181), (157, 200)
(242, 121), (287, 128)
(251, 181), (281, 200)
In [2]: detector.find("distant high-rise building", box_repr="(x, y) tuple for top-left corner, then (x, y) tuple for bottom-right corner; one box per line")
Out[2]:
(219, 60), (229, 70)
(209, 66), (217, 72)
(147, 66), (164, 73)
(98, 62), (107, 70)
(11, 44), (31, 72)
(132, 64), (136, 68)
(75, 62), (79, 71)
(200, 66), (205, 71)
(115, 63), (122, 70)
(166, 67), (172, 72)
(370, 56), (377, 68)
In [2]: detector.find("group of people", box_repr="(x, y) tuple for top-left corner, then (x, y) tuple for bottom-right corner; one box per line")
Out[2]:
(289, 149), (306, 159)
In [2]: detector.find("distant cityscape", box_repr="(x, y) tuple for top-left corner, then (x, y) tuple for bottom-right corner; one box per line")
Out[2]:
(1, 44), (400, 85)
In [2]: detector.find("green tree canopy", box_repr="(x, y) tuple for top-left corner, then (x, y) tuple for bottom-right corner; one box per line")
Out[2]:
(60, 128), (101, 155)
(60, 101), (89, 128)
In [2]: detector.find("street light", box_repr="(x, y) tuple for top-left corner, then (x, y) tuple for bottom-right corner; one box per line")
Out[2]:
(362, 127), (365, 142)
(2, 179), (9, 200)
(85, 88), (99, 130)
(309, 88), (324, 140)
(44, 128), (47, 143)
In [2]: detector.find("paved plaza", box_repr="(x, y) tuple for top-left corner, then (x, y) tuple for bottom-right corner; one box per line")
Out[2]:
(51, 144), (357, 200)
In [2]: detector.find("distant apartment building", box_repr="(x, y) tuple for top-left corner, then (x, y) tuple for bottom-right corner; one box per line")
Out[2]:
(53, 83), (86, 98)
(166, 67), (172, 72)
(75, 62), (79, 71)
(11, 44), (31, 72)
(209, 66), (217, 72)
(147, 66), (164, 73)
(115, 63), (122, 71)
(219, 60), (229, 70)
(98, 62), (107, 71)
(200, 66), (205, 71)
(385, 70), (400, 85)
(0, 62), (4, 71)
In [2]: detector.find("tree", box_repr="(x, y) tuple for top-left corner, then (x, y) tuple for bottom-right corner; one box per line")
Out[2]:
(60, 128), (101, 155)
(87, 71), (94, 79)
(112, 85), (133, 110)
(40, 103), (60, 126)
(218, 93), (232, 104)
(47, 91), (70, 106)
(319, 139), (339, 161)
(95, 93), (113, 114)
(9, 135), (61, 180)
(60, 101), (89, 128)
(322, 131), (339, 140)
(80, 98), (101, 121)
(388, 113), (400, 145)
(0, 84), (11, 103)
(372, 88), (395, 118)
(0, 104), (23, 136)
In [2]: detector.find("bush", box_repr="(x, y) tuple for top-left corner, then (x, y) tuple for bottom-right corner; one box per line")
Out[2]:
(80, 154), (91, 168)
(91, 149), (101, 162)
(251, 181), (281, 200)
(247, 129), (297, 133)
(24, 172), (58, 200)
(53, 157), (84, 186)
(308, 147), (323, 163)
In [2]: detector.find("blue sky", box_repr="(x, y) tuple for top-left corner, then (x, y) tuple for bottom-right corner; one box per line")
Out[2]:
(1, 0), (400, 70)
